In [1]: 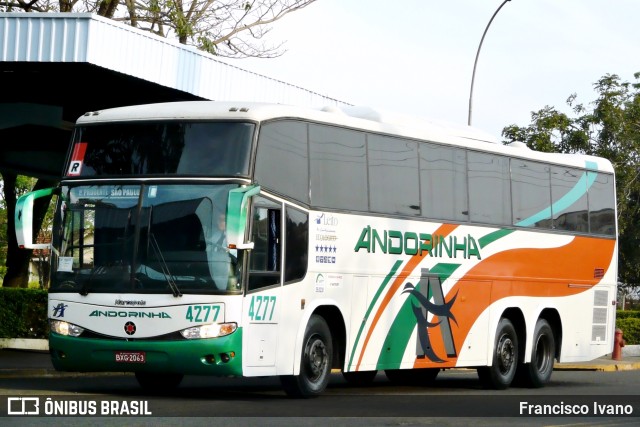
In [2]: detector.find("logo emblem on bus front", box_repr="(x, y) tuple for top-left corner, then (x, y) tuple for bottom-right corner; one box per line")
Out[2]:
(124, 321), (137, 336)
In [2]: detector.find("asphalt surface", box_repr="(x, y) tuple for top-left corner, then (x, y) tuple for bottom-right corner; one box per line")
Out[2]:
(1, 348), (639, 378)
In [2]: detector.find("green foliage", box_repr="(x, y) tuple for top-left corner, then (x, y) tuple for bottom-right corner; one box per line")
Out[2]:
(616, 310), (640, 320)
(502, 73), (640, 291)
(0, 288), (48, 339)
(616, 318), (640, 345)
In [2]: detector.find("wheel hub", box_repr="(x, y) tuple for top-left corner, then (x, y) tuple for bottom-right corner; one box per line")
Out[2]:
(497, 335), (515, 374)
(535, 334), (551, 371)
(305, 337), (328, 380)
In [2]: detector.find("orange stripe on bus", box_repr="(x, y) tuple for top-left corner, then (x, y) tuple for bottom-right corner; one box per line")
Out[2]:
(412, 236), (616, 369)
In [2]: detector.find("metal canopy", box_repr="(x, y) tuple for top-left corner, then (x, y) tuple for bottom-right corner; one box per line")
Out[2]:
(0, 13), (347, 180)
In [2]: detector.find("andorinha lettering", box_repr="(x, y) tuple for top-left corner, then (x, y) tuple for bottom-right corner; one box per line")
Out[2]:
(354, 226), (481, 260)
(89, 310), (171, 318)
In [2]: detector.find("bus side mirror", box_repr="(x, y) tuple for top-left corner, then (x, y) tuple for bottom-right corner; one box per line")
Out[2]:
(15, 187), (58, 249)
(226, 185), (260, 250)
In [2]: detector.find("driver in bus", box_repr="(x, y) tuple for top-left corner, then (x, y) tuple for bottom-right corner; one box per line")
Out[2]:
(206, 211), (238, 290)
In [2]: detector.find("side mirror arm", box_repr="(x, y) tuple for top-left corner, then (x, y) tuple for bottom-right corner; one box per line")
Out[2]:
(226, 185), (260, 250)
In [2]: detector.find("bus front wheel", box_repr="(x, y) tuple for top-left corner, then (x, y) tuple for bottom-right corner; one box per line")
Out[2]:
(280, 314), (333, 398)
(478, 317), (518, 390)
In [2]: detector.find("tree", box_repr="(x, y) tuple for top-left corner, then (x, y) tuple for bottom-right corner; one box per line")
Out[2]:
(502, 73), (640, 294)
(0, 0), (316, 57)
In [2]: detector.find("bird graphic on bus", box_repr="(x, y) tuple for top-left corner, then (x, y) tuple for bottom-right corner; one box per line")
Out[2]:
(402, 269), (458, 363)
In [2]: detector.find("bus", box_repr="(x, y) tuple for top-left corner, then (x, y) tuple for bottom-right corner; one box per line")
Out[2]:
(15, 101), (618, 397)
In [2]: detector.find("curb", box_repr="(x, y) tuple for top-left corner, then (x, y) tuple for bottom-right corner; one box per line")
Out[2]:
(554, 362), (640, 372)
(0, 338), (48, 351)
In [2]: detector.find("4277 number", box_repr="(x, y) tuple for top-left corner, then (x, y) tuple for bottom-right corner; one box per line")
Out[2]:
(248, 295), (276, 321)
(185, 305), (220, 323)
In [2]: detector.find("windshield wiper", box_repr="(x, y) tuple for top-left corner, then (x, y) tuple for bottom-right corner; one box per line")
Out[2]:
(149, 233), (182, 297)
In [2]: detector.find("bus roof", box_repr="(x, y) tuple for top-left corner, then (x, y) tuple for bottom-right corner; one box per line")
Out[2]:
(76, 101), (614, 174)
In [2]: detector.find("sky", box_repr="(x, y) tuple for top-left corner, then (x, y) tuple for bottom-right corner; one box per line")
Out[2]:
(232, 0), (640, 139)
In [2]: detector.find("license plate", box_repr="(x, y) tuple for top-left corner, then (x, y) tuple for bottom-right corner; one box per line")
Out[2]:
(115, 351), (146, 363)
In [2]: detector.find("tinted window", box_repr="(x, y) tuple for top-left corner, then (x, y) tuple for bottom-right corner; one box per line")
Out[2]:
(70, 122), (254, 177)
(255, 121), (309, 204)
(588, 172), (616, 235)
(420, 144), (468, 222)
(368, 135), (420, 215)
(248, 197), (281, 291)
(511, 159), (551, 228)
(550, 166), (589, 232)
(309, 125), (368, 210)
(285, 207), (309, 283)
(468, 151), (511, 225)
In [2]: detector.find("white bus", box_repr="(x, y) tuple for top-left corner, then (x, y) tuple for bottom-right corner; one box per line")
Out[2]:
(15, 102), (617, 397)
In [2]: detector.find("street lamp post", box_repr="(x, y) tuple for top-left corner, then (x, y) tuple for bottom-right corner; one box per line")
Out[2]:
(468, 0), (511, 126)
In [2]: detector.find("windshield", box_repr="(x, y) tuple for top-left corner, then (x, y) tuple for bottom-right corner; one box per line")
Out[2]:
(50, 184), (241, 295)
(67, 121), (254, 178)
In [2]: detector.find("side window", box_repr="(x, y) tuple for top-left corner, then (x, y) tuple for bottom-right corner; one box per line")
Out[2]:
(420, 143), (468, 222)
(468, 151), (511, 225)
(255, 121), (309, 204)
(368, 134), (420, 215)
(550, 166), (589, 232)
(284, 206), (309, 283)
(511, 159), (552, 228)
(588, 172), (616, 236)
(248, 197), (281, 291)
(309, 124), (368, 211)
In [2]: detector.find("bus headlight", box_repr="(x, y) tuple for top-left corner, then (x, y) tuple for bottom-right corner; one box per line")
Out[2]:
(50, 320), (84, 337)
(180, 323), (237, 339)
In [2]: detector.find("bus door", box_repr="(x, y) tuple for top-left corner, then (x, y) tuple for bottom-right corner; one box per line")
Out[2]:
(244, 196), (282, 368)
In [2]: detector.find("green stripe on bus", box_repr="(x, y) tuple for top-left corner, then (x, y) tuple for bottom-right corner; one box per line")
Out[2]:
(375, 263), (460, 370)
(478, 228), (515, 249)
(347, 259), (403, 370)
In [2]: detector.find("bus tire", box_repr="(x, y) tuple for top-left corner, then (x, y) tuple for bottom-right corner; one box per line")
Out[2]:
(342, 370), (378, 385)
(521, 319), (555, 388)
(478, 317), (518, 390)
(384, 368), (439, 385)
(134, 372), (183, 390)
(280, 314), (333, 398)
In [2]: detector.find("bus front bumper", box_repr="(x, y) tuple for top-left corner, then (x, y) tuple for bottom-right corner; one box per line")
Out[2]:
(49, 328), (243, 376)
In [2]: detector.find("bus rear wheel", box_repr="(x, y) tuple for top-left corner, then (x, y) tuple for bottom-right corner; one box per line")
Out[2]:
(134, 372), (183, 390)
(478, 317), (518, 390)
(519, 319), (555, 388)
(280, 314), (333, 398)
